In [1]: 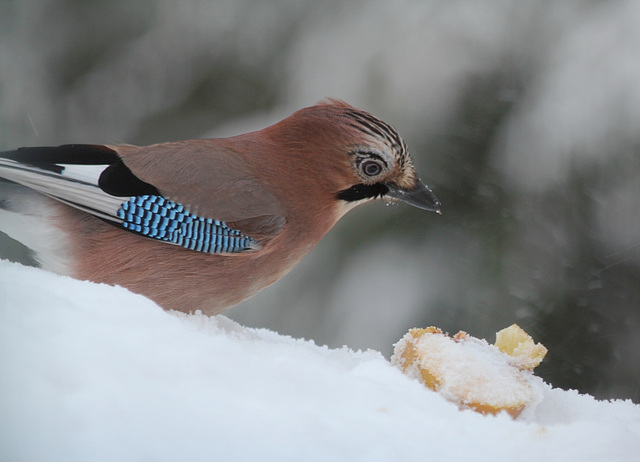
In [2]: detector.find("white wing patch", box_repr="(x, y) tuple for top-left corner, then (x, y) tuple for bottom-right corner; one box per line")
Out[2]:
(0, 158), (123, 221)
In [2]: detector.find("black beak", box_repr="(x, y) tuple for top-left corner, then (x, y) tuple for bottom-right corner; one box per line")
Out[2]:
(386, 179), (442, 214)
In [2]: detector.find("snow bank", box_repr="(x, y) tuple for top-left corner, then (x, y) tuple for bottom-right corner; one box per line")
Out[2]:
(1, 260), (638, 461)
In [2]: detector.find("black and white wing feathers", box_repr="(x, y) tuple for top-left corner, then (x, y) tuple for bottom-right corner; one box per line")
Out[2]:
(0, 145), (259, 253)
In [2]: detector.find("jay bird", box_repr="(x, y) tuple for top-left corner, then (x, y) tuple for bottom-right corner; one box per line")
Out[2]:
(0, 100), (440, 315)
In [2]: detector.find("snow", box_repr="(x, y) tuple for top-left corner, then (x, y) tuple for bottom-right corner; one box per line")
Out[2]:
(1, 259), (639, 462)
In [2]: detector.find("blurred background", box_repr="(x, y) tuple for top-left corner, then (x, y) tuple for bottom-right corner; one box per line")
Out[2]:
(1, 0), (639, 402)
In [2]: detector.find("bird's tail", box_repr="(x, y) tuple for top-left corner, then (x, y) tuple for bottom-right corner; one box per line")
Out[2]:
(0, 146), (124, 221)
(0, 180), (75, 275)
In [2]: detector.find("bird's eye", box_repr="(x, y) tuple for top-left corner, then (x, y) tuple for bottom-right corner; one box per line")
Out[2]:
(361, 159), (383, 177)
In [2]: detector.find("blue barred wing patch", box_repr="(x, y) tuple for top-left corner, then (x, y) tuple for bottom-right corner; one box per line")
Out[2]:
(116, 195), (259, 253)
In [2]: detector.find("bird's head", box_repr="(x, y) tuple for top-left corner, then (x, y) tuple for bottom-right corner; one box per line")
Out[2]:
(269, 100), (441, 216)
